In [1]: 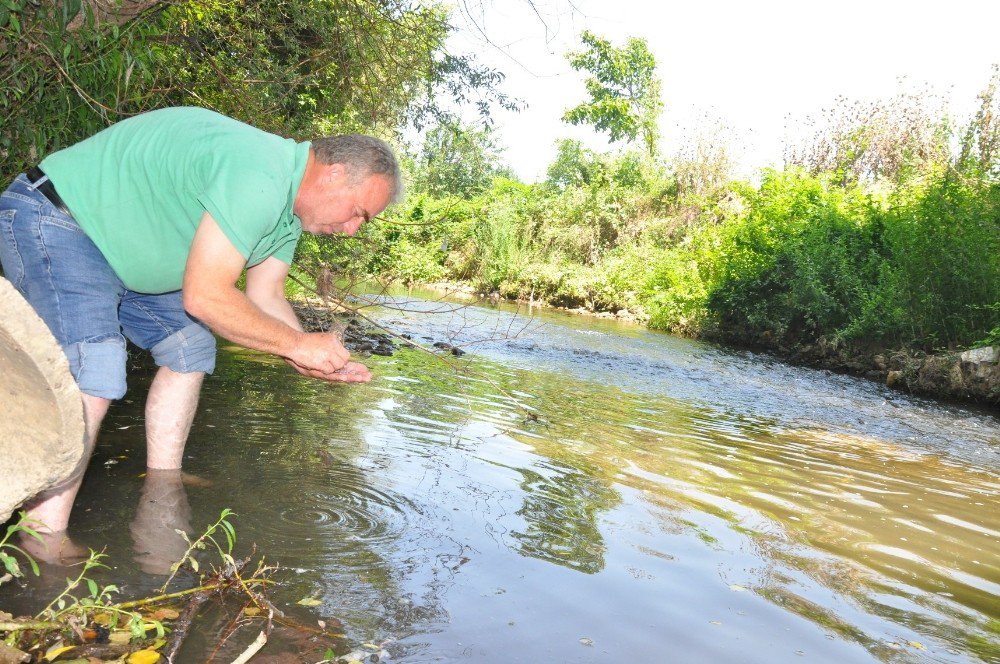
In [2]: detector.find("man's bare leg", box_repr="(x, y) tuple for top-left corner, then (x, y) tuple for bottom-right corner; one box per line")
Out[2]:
(145, 366), (204, 470)
(22, 393), (109, 547)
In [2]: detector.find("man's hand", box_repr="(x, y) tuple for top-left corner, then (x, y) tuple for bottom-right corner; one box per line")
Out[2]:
(286, 331), (371, 382)
(287, 358), (372, 383)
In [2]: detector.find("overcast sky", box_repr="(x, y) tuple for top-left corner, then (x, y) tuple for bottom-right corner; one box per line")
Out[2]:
(446, 0), (1000, 182)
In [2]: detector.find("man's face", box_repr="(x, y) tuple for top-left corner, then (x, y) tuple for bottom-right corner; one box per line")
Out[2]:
(297, 164), (393, 236)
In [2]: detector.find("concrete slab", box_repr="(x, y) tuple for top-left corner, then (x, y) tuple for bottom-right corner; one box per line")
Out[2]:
(0, 278), (85, 524)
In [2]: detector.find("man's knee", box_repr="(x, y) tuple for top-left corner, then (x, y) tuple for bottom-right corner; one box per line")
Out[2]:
(150, 323), (216, 374)
(63, 335), (128, 400)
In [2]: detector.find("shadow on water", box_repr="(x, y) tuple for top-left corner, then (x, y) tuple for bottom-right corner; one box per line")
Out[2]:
(3, 289), (998, 662)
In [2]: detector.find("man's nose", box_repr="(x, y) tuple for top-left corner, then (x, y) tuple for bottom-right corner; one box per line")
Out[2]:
(344, 217), (363, 236)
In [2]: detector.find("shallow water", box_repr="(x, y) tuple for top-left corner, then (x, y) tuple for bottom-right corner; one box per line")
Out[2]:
(5, 291), (999, 662)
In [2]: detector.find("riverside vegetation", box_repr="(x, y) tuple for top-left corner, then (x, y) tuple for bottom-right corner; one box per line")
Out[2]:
(2, 0), (997, 402)
(300, 68), (1000, 404)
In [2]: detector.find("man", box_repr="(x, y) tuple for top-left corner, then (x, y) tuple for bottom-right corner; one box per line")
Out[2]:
(0, 106), (401, 537)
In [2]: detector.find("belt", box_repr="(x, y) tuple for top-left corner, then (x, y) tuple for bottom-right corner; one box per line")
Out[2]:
(26, 166), (72, 217)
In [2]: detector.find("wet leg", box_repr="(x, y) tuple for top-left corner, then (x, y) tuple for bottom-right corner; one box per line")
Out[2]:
(23, 393), (109, 537)
(145, 366), (204, 469)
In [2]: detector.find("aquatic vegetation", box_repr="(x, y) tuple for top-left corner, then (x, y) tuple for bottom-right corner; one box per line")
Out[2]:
(0, 510), (335, 663)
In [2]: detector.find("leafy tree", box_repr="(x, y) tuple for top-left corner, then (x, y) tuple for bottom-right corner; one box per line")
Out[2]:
(546, 138), (601, 189)
(562, 30), (663, 156)
(0, 0), (517, 181)
(411, 120), (512, 197)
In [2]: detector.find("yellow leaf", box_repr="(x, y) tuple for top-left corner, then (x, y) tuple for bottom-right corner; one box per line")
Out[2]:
(243, 607), (262, 617)
(109, 630), (132, 645)
(908, 641), (926, 650)
(44, 644), (76, 661)
(127, 650), (161, 664)
(153, 608), (179, 621)
(297, 597), (322, 606)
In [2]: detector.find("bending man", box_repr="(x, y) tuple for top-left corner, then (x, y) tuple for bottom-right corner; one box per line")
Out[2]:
(0, 106), (401, 535)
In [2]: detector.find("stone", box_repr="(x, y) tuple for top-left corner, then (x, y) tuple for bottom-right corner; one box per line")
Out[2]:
(0, 278), (85, 523)
(886, 370), (905, 388)
(0, 640), (30, 663)
(960, 345), (999, 365)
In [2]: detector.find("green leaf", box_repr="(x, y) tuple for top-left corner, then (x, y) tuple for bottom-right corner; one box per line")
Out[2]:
(63, 0), (81, 24)
(86, 578), (98, 597)
(0, 551), (21, 577)
(220, 520), (236, 552)
(296, 597), (322, 607)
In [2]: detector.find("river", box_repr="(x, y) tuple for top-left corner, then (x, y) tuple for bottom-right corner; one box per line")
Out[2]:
(5, 290), (999, 662)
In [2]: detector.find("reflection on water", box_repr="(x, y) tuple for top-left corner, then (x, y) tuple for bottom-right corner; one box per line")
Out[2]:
(3, 292), (998, 662)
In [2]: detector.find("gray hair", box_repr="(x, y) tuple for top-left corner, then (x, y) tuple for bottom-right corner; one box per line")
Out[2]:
(311, 134), (404, 204)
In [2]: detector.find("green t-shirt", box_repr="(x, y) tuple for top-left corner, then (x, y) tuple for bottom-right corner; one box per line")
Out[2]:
(40, 107), (308, 294)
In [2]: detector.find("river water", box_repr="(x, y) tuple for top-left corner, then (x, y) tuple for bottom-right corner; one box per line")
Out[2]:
(5, 291), (999, 662)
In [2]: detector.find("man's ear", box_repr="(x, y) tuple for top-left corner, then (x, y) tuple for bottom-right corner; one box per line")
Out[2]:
(323, 163), (347, 185)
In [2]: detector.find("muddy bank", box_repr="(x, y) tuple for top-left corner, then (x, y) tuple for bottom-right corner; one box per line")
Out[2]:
(774, 338), (1000, 407)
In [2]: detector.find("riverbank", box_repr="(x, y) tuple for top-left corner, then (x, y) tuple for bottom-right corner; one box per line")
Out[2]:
(413, 281), (1000, 409)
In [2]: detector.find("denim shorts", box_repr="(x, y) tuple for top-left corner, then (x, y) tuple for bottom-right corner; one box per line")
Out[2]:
(0, 174), (216, 400)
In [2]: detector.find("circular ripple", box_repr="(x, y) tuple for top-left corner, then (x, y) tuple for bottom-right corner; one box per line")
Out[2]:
(242, 464), (417, 568)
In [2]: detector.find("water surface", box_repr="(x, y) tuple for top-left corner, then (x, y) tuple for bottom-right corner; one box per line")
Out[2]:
(5, 292), (999, 662)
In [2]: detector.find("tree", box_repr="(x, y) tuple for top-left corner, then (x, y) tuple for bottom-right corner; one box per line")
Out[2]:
(562, 30), (663, 156)
(545, 138), (600, 189)
(0, 0), (518, 181)
(412, 120), (512, 197)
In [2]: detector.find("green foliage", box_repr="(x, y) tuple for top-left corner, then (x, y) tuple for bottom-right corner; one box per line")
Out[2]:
(1, 0), (515, 181)
(846, 172), (1000, 347)
(646, 167), (1000, 351)
(562, 30), (663, 156)
(409, 119), (512, 197)
(0, 511), (42, 579)
(160, 507), (237, 592)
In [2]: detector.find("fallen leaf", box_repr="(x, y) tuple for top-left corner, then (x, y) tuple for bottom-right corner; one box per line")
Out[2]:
(44, 644), (76, 661)
(152, 608), (179, 621)
(908, 641), (926, 650)
(297, 597), (322, 607)
(127, 650), (161, 664)
(243, 607), (262, 617)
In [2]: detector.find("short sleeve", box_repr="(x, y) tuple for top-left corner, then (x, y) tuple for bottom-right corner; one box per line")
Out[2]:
(196, 169), (285, 260)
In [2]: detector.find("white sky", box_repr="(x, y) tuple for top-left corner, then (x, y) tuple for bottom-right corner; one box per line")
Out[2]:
(446, 0), (1000, 182)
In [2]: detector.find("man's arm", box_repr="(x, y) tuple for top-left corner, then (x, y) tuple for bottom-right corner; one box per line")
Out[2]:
(244, 257), (305, 332)
(183, 212), (369, 383)
(245, 256), (371, 382)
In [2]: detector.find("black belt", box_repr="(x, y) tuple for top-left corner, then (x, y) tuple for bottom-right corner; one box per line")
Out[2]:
(26, 166), (71, 217)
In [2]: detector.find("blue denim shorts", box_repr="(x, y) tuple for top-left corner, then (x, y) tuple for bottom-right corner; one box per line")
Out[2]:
(0, 174), (215, 400)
